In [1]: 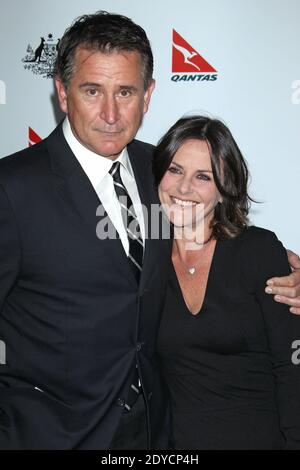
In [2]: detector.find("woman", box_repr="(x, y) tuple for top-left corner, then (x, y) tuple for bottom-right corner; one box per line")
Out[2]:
(154, 115), (300, 449)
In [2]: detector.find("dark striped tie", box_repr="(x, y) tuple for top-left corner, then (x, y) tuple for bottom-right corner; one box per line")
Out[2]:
(109, 161), (144, 282)
(109, 162), (143, 410)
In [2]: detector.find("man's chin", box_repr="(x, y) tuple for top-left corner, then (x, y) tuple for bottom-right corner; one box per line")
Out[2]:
(93, 144), (125, 159)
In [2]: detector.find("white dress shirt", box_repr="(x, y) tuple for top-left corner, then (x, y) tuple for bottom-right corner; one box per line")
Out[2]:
(62, 117), (145, 255)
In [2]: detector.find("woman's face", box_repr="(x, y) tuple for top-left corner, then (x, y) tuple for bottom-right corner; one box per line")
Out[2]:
(158, 139), (221, 230)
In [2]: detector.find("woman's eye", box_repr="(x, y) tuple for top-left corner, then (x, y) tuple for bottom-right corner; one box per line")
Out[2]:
(168, 166), (181, 174)
(197, 174), (211, 181)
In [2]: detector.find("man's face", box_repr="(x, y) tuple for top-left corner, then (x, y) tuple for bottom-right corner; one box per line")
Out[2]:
(55, 48), (155, 159)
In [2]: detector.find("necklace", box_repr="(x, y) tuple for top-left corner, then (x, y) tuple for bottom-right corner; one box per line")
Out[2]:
(175, 234), (214, 275)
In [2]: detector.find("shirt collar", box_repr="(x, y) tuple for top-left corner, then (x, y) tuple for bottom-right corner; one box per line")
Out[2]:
(62, 117), (133, 187)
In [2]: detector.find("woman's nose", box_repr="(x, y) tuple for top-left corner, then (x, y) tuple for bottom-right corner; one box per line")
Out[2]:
(177, 176), (193, 195)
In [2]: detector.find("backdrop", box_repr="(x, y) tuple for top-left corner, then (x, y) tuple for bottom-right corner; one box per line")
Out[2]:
(0, 0), (299, 251)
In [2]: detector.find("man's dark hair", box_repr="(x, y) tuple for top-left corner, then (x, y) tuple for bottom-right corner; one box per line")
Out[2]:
(153, 116), (255, 240)
(54, 11), (153, 90)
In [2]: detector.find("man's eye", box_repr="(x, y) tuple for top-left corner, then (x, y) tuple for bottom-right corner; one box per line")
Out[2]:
(87, 89), (98, 96)
(119, 90), (131, 97)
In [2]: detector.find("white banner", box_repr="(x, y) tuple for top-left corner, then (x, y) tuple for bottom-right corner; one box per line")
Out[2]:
(0, 0), (299, 251)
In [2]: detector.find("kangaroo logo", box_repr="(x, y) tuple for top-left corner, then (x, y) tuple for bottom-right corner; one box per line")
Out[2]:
(172, 30), (217, 73)
(22, 33), (60, 78)
(31, 37), (46, 63)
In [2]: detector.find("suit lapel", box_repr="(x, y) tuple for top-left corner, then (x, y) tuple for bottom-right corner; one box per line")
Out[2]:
(46, 123), (137, 286)
(127, 141), (167, 292)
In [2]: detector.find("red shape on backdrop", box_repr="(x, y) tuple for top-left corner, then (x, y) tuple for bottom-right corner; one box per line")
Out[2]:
(29, 127), (42, 147)
(172, 30), (217, 73)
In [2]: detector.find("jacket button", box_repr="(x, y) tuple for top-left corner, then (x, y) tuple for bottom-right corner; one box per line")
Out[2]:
(136, 343), (142, 352)
(117, 398), (125, 407)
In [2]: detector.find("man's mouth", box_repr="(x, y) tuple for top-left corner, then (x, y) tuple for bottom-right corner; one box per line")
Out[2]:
(100, 131), (122, 135)
(94, 128), (123, 135)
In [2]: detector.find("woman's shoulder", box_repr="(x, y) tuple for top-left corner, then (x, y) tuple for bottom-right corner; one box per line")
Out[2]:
(221, 225), (281, 254)
(235, 225), (285, 258)
(234, 225), (289, 280)
(220, 225), (286, 266)
(239, 225), (280, 245)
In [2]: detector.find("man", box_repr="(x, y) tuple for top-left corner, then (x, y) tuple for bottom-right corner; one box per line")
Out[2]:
(0, 11), (299, 450)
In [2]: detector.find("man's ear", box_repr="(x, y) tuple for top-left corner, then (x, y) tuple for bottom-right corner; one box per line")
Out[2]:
(55, 78), (68, 114)
(143, 79), (156, 115)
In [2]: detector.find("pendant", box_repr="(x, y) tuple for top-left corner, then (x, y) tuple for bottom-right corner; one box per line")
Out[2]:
(188, 267), (196, 275)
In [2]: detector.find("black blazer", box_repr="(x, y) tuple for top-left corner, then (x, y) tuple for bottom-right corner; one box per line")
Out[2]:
(0, 124), (172, 449)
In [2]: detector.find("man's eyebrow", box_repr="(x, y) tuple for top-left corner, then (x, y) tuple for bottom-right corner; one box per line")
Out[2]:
(78, 83), (139, 92)
(118, 85), (138, 91)
(79, 82), (101, 88)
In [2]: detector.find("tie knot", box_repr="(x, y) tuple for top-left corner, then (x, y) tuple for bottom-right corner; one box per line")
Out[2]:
(109, 161), (121, 179)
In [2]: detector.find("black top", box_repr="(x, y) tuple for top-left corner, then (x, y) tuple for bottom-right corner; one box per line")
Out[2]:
(157, 226), (300, 449)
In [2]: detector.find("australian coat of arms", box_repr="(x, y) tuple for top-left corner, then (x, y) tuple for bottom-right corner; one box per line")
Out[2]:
(22, 34), (60, 78)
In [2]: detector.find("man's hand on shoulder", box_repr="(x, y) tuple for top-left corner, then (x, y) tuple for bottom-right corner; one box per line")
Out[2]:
(265, 250), (300, 314)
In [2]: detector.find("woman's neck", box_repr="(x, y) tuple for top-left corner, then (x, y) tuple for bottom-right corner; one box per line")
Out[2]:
(173, 225), (214, 260)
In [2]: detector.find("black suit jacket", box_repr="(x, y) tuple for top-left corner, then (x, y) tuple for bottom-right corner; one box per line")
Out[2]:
(0, 123), (172, 449)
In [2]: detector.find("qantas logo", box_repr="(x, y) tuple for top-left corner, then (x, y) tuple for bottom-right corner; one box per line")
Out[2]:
(29, 127), (42, 147)
(172, 30), (218, 82)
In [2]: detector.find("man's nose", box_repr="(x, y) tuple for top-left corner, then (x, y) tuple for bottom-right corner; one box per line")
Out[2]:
(100, 96), (120, 124)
